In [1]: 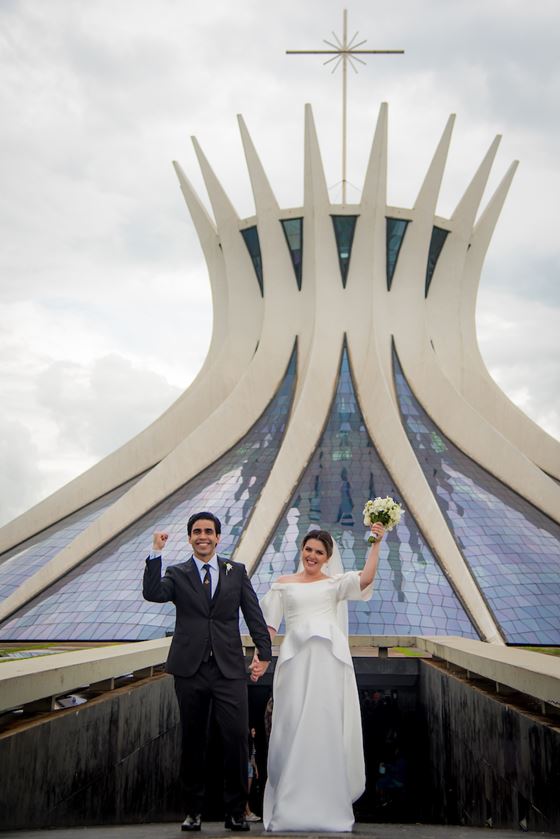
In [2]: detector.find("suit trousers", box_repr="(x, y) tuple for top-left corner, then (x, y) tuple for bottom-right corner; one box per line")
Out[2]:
(174, 658), (249, 817)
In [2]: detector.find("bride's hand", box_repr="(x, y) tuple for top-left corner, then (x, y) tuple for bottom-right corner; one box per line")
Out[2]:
(249, 652), (269, 682)
(249, 652), (262, 682)
(370, 522), (386, 542)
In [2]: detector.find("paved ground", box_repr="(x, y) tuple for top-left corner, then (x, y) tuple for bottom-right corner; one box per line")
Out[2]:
(1, 822), (556, 838)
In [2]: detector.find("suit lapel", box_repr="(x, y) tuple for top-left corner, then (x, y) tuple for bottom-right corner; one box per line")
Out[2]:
(212, 557), (230, 608)
(183, 557), (198, 587)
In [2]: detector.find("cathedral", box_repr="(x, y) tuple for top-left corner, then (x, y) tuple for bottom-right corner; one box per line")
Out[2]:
(1, 102), (559, 646)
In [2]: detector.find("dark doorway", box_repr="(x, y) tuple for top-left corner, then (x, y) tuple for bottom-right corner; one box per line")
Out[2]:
(355, 685), (420, 822)
(201, 669), (421, 823)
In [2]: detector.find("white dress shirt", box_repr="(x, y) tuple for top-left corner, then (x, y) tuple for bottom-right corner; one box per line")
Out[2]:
(148, 550), (219, 598)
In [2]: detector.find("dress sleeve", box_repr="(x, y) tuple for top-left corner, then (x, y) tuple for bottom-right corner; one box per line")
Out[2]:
(335, 570), (374, 602)
(260, 586), (284, 631)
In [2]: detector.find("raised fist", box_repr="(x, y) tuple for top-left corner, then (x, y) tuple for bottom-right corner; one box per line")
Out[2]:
(152, 531), (169, 552)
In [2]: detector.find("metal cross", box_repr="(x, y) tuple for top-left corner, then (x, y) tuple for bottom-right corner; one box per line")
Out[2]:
(287, 9), (404, 203)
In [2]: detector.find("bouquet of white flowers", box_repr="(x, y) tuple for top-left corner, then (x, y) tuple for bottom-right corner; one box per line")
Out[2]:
(363, 496), (404, 543)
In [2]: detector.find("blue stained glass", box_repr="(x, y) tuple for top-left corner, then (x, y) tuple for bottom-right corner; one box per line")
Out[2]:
(0, 351), (297, 642)
(250, 347), (477, 638)
(280, 218), (303, 290)
(331, 216), (358, 288)
(425, 226), (449, 297)
(393, 348), (560, 644)
(0, 476), (141, 601)
(241, 226), (264, 296)
(386, 218), (409, 290)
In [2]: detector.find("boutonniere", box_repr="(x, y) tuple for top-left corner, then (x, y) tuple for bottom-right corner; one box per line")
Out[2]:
(225, 562), (233, 575)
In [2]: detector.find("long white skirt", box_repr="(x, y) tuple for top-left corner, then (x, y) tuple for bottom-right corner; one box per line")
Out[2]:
(263, 636), (364, 832)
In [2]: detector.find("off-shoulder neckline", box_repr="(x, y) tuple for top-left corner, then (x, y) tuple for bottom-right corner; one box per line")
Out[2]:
(272, 577), (337, 586)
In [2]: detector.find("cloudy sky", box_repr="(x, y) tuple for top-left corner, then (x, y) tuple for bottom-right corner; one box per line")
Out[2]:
(0, 0), (559, 528)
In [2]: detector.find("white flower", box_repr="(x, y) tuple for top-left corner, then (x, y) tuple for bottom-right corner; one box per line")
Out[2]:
(225, 562), (233, 575)
(362, 496), (404, 534)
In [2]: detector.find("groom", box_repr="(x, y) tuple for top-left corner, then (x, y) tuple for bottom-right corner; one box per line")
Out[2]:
(143, 511), (271, 832)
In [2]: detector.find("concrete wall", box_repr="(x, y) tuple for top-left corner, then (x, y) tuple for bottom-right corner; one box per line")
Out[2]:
(0, 660), (423, 830)
(2, 658), (559, 832)
(0, 674), (184, 830)
(418, 660), (560, 834)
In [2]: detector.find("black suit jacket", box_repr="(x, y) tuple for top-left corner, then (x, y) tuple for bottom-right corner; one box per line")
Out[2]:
(143, 555), (271, 679)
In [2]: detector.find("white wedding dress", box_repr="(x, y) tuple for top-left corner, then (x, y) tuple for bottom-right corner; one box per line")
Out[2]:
(261, 572), (373, 832)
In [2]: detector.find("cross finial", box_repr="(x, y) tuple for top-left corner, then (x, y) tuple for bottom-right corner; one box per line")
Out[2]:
(287, 9), (404, 203)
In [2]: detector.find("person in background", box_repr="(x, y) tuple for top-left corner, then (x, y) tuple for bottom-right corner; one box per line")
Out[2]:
(245, 726), (261, 822)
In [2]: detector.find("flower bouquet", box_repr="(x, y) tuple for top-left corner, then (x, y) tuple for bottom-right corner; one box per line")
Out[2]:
(363, 496), (404, 543)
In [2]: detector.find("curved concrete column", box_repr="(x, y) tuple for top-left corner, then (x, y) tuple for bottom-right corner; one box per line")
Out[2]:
(390, 130), (560, 521)
(448, 164), (560, 478)
(237, 104), (350, 570)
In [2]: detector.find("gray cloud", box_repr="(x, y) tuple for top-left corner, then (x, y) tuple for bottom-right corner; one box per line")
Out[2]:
(35, 354), (182, 457)
(477, 289), (560, 439)
(0, 418), (45, 528)
(484, 250), (560, 306)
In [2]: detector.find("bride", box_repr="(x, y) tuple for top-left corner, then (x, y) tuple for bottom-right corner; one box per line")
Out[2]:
(250, 522), (386, 832)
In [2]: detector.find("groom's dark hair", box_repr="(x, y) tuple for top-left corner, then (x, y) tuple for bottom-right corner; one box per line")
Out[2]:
(187, 511), (222, 536)
(302, 529), (333, 558)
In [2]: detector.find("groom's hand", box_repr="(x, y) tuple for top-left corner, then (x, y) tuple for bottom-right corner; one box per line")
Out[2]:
(152, 531), (169, 552)
(249, 652), (270, 682)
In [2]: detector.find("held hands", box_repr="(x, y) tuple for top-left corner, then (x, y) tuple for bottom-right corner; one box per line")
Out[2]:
(249, 651), (270, 683)
(153, 531), (169, 552)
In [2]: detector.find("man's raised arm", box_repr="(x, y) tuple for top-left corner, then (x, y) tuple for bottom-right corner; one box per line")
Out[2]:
(142, 531), (175, 603)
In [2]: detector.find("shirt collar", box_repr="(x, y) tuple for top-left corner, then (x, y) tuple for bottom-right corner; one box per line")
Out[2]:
(192, 554), (218, 571)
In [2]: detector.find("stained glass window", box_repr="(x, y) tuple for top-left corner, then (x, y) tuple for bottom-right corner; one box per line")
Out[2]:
(425, 226), (449, 297)
(250, 347), (478, 638)
(393, 348), (560, 644)
(280, 218), (303, 290)
(0, 476), (140, 601)
(241, 226), (264, 296)
(386, 218), (409, 290)
(0, 352), (297, 642)
(331, 216), (358, 288)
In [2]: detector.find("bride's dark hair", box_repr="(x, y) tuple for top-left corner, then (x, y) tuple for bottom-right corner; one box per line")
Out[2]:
(302, 529), (333, 558)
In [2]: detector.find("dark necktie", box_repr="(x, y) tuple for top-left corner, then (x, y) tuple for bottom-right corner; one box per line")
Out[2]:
(202, 563), (212, 602)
